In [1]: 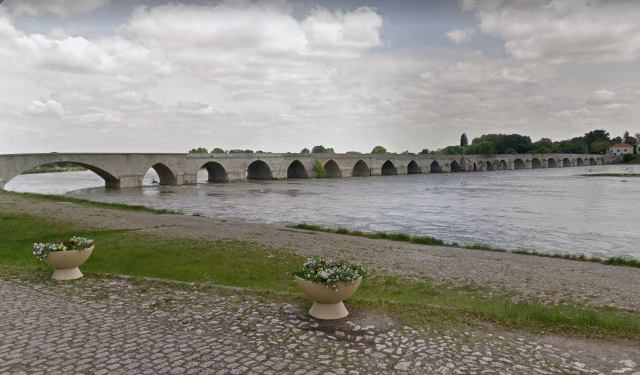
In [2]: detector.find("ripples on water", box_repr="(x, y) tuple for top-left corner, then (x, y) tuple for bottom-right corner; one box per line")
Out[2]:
(6, 164), (640, 259)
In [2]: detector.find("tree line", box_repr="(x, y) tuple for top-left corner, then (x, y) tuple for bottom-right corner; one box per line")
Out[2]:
(189, 129), (639, 156)
(421, 129), (638, 156)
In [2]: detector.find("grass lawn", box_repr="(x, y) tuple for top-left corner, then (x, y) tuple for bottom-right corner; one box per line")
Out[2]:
(2, 211), (640, 342)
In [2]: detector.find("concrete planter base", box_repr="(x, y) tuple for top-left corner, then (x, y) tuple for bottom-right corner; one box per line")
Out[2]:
(295, 276), (362, 320)
(43, 247), (94, 280)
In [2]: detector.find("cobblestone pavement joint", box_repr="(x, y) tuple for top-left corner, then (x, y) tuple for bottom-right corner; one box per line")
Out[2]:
(1, 273), (639, 374)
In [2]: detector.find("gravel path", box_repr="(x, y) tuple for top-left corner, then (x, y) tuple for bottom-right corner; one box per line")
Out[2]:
(1, 193), (640, 373)
(1, 273), (639, 374)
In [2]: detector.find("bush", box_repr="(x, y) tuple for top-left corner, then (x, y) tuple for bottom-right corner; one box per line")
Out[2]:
(313, 160), (327, 178)
(623, 153), (635, 162)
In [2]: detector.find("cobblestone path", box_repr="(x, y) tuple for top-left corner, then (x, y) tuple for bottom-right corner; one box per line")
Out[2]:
(1, 273), (638, 375)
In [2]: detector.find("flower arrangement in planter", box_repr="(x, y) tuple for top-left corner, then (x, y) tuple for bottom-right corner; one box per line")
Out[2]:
(293, 257), (367, 319)
(33, 237), (94, 280)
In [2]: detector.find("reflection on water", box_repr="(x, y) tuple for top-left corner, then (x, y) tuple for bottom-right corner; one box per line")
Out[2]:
(6, 165), (640, 259)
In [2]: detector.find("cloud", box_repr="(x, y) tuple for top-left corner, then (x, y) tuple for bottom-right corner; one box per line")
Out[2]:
(302, 6), (384, 56)
(555, 108), (591, 118)
(0, 22), (172, 78)
(6, 0), (110, 17)
(466, 0), (640, 62)
(26, 99), (65, 116)
(589, 89), (616, 104)
(443, 28), (475, 45)
(120, 2), (384, 88)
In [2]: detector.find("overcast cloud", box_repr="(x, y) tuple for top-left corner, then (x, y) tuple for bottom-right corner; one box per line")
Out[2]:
(0, 0), (638, 153)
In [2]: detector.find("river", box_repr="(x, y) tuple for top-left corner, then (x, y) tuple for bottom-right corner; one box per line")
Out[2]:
(5, 164), (640, 260)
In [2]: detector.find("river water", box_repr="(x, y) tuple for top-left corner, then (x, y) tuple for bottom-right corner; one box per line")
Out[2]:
(5, 164), (640, 259)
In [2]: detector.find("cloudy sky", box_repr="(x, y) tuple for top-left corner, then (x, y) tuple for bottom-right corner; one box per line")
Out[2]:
(1, 0), (639, 154)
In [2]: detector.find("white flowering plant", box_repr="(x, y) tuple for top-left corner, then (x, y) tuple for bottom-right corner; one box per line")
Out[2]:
(293, 257), (367, 291)
(33, 237), (94, 261)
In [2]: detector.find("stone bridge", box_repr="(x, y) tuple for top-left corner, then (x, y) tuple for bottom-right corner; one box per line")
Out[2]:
(0, 152), (615, 190)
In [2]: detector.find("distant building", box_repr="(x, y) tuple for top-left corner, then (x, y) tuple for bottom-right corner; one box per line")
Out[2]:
(607, 143), (634, 156)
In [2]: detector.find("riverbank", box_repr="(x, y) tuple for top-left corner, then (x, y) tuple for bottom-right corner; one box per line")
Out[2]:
(2, 190), (640, 371)
(2, 190), (640, 312)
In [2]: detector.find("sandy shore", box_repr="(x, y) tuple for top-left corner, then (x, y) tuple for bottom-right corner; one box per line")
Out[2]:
(2, 192), (640, 312)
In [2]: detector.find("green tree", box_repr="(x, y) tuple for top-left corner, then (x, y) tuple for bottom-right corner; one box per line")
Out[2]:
(311, 145), (327, 153)
(438, 145), (464, 155)
(465, 133), (532, 154)
(504, 148), (516, 154)
(584, 129), (610, 149)
(556, 138), (587, 153)
(418, 148), (430, 154)
(228, 149), (253, 153)
(301, 148), (310, 153)
(532, 138), (554, 153)
(211, 148), (225, 153)
(623, 131), (637, 154)
(467, 141), (496, 155)
(371, 145), (387, 154)
(345, 151), (362, 155)
(189, 147), (208, 153)
(312, 160), (327, 178)
(589, 140), (611, 154)
(460, 133), (468, 147)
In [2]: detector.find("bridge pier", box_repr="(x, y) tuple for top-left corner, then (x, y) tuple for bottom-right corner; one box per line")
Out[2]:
(182, 173), (198, 185)
(118, 175), (142, 188)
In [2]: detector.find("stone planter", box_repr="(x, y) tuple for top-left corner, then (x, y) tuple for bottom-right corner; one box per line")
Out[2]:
(43, 247), (94, 280)
(295, 276), (362, 320)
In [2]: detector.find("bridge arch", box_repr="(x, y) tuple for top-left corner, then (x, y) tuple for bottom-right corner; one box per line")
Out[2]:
(547, 158), (557, 168)
(6, 161), (121, 188)
(287, 160), (308, 179)
(324, 160), (342, 178)
(146, 163), (178, 185)
(381, 160), (397, 175)
(589, 158), (597, 165)
(532, 158), (542, 169)
(247, 160), (273, 180)
(430, 160), (442, 173)
(200, 161), (228, 182)
(450, 160), (461, 172)
(407, 160), (421, 174)
(562, 158), (571, 167)
(514, 159), (525, 170)
(472, 162), (477, 172)
(486, 161), (494, 171)
(576, 158), (584, 166)
(499, 160), (507, 170)
(352, 160), (369, 177)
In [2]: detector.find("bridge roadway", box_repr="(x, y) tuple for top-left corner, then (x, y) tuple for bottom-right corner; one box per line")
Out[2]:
(0, 152), (615, 189)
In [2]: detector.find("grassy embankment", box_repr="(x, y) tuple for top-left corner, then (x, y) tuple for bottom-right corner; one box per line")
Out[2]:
(581, 173), (640, 177)
(1, 193), (640, 341)
(290, 223), (640, 268)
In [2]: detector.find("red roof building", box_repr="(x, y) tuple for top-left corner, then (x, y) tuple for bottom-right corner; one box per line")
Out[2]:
(607, 143), (633, 156)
